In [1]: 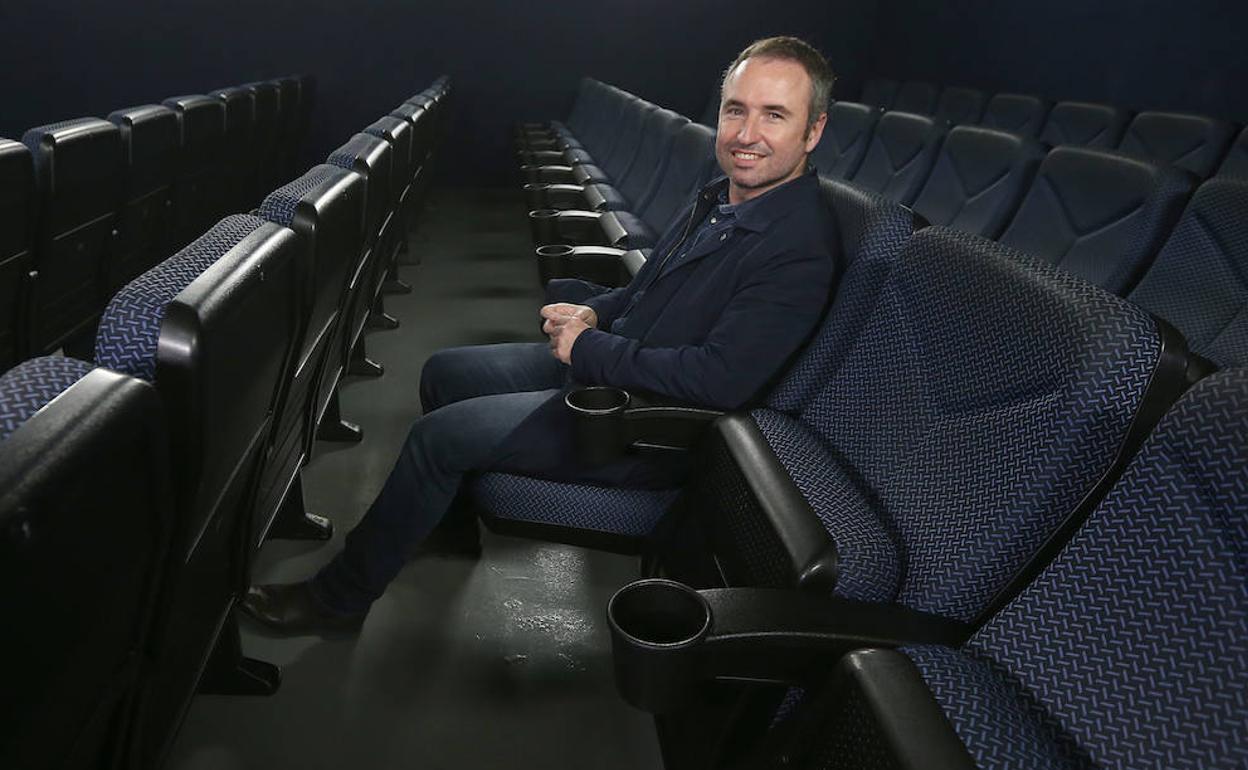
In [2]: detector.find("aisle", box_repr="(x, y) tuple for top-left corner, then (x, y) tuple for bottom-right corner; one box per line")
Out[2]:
(168, 188), (662, 770)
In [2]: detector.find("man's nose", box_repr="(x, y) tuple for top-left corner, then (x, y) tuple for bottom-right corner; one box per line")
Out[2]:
(736, 113), (762, 145)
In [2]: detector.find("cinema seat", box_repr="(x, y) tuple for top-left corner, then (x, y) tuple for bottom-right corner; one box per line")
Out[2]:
(210, 86), (259, 213)
(892, 81), (940, 115)
(271, 76), (302, 180)
(0, 357), (170, 770)
(1129, 178), (1248, 367)
(95, 215), (303, 768)
(161, 95), (227, 251)
(999, 146), (1193, 294)
(1216, 125), (1248, 178)
(1118, 110), (1236, 179)
(980, 93), (1051, 137)
(810, 101), (879, 180)
(772, 368), (1248, 770)
(22, 117), (124, 359)
(848, 111), (944, 205)
(860, 77), (899, 111)
(932, 86), (988, 128)
(0, 139), (33, 371)
(106, 104), (180, 293)
(911, 126), (1043, 238)
(1038, 100), (1130, 148)
(363, 115), (415, 278)
(240, 81), (282, 196)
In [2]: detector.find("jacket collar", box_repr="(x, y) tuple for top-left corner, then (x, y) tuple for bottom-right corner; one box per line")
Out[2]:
(697, 168), (821, 234)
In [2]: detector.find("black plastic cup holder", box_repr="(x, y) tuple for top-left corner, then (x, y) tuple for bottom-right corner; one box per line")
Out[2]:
(607, 579), (712, 713)
(528, 208), (561, 246)
(565, 386), (630, 464)
(523, 183), (546, 212)
(536, 243), (574, 283)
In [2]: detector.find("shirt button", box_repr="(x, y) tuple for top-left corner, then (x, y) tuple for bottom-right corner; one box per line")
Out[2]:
(720, 233), (727, 241)
(710, 217), (717, 224)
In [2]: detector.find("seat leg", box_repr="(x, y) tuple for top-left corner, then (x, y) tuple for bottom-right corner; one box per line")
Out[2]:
(198, 614), (281, 696)
(348, 340), (384, 377)
(317, 388), (363, 443)
(269, 481), (334, 541)
(367, 296), (400, 330)
(382, 263), (412, 294)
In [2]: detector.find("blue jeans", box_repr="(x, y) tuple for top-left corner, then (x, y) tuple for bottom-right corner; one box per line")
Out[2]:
(310, 342), (567, 614)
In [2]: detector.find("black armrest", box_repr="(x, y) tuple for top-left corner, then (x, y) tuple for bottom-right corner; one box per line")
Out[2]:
(553, 209), (611, 245)
(622, 249), (647, 278)
(521, 164), (576, 185)
(518, 149), (571, 165)
(623, 392), (724, 451)
(539, 183), (593, 210)
(537, 244), (630, 285)
(607, 580), (969, 714)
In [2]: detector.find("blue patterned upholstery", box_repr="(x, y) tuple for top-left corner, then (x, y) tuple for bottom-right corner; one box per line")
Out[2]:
(1217, 126), (1248, 179)
(260, 165), (346, 228)
(0, 357), (94, 441)
(474, 472), (679, 536)
(1129, 178), (1248, 367)
(767, 227), (1158, 621)
(95, 215), (267, 381)
(903, 368), (1248, 769)
(810, 102), (879, 181)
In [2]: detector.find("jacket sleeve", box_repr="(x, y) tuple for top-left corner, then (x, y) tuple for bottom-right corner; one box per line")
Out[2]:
(583, 286), (629, 329)
(569, 244), (834, 410)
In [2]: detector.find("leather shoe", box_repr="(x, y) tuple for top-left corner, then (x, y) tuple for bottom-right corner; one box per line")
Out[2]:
(239, 582), (366, 635)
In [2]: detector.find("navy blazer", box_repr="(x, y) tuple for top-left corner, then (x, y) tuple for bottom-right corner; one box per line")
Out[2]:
(490, 170), (838, 489)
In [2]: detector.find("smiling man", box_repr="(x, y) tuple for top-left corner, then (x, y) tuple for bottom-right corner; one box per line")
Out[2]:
(242, 37), (840, 634)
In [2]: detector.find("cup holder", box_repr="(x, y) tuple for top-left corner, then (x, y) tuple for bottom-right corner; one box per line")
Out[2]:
(528, 208), (561, 246)
(523, 183), (547, 212)
(607, 579), (712, 713)
(565, 387), (630, 464)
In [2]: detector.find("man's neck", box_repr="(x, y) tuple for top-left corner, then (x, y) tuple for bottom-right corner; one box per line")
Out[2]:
(727, 162), (809, 206)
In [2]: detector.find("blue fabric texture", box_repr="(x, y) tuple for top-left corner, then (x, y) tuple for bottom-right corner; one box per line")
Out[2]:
(906, 368), (1248, 769)
(95, 215), (265, 381)
(0, 357), (95, 441)
(260, 165), (346, 228)
(473, 473), (679, 536)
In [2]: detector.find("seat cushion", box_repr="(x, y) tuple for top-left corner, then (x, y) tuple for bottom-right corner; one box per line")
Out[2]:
(472, 472), (679, 537)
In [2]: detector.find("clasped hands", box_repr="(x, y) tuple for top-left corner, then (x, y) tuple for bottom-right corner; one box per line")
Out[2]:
(541, 302), (597, 364)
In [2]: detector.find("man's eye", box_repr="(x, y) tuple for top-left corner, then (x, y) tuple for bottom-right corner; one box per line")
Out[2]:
(767, 112), (784, 121)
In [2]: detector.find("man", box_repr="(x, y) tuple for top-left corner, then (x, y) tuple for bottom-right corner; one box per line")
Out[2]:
(243, 36), (838, 632)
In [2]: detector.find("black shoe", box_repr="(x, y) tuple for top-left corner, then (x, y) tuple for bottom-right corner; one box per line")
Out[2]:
(239, 582), (366, 635)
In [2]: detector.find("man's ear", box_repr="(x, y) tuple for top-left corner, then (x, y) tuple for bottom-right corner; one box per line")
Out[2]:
(804, 111), (828, 153)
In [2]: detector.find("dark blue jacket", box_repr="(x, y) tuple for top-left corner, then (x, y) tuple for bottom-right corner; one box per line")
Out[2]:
(491, 170), (837, 488)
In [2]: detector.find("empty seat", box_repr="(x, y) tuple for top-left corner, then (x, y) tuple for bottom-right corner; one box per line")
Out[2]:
(1039, 100), (1130, 148)
(860, 77), (899, 111)
(107, 105), (180, 293)
(932, 86), (988, 128)
(810, 101), (878, 180)
(161, 95), (227, 251)
(1000, 146), (1193, 294)
(579, 106), (680, 212)
(0, 139), (33, 371)
(363, 115), (414, 251)
(210, 86), (258, 213)
(911, 126), (1044, 238)
(784, 367), (1248, 770)
(0, 357), (170, 770)
(1216, 125), (1248, 178)
(271, 76), (302, 179)
(240, 81), (282, 196)
(22, 117), (124, 358)
(94, 215), (303, 767)
(698, 83), (721, 127)
(1130, 178), (1248, 367)
(892, 81), (940, 115)
(980, 93), (1051, 136)
(252, 165), (367, 548)
(849, 111), (944, 205)
(1118, 110), (1236, 179)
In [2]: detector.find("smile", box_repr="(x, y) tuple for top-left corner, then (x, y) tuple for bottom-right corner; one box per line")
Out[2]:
(732, 150), (764, 160)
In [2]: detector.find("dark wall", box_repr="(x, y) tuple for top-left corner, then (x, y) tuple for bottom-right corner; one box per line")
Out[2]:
(0, 0), (877, 186)
(868, 0), (1248, 123)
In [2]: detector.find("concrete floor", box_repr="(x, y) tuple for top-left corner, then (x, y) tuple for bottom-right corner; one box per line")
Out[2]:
(167, 188), (662, 770)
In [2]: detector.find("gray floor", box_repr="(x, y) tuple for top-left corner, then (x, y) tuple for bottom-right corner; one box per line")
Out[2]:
(167, 188), (662, 770)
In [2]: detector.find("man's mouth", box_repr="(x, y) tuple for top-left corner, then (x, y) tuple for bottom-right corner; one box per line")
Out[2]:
(731, 150), (764, 161)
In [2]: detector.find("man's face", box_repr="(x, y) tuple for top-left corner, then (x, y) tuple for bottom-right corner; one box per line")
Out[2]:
(716, 56), (827, 204)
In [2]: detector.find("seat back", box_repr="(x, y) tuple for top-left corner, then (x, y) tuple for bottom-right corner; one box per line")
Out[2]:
(892, 81), (939, 115)
(271, 76), (302, 179)
(617, 107), (685, 209)
(579, 85), (633, 163)
(107, 105), (179, 293)
(810, 101), (878, 180)
(210, 86), (258, 213)
(599, 98), (654, 184)
(1217, 125), (1248, 178)
(389, 103), (426, 187)
(241, 81), (282, 196)
(565, 78), (603, 138)
(1039, 100), (1130, 148)
(1118, 110), (1236, 179)
(849, 111), (944, 205)
(911, 125), (1043, 238)
(161, 95), (227, 251)
(0, 357), (170, 770)
(932, 86), (987, 128)
(860, 77), (899, 111)
(364, 116), (414, 196)
(1000, 146), (1193, 294)
(22, 117), (124, 356)
(95, 214), (303, 767)
(1130, 178), (1248, 367)
(948, 368), (1248, 768)
(980, 93), (1051, 136)
(0, 139), (33, 371)
(638, 121), (714, 234)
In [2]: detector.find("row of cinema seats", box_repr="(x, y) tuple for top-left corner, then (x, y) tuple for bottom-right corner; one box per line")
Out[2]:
(0, 75), (314, 375)
(482, 82), (1248, 766)
(518, 79), (1248, 375)
(0, 76), (452, 770)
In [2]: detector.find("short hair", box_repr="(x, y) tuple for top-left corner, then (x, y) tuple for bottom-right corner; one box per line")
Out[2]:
(721, 36), (836, 133)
